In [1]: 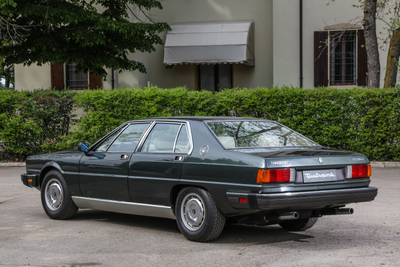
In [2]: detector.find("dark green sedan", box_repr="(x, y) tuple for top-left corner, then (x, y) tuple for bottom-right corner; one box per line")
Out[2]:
(21, 117), (378, 242)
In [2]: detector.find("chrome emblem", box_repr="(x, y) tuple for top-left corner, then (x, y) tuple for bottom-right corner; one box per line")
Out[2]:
(199, 145), (209, 156)
(318, 158), (323, 164)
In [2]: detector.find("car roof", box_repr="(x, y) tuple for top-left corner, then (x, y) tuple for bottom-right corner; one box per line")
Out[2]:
(129, 116), (267, 123)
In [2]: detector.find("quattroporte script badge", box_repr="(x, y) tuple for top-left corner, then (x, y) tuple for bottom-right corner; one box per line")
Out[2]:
(304, 172), (335, 179)
(303, 169), (338, 183)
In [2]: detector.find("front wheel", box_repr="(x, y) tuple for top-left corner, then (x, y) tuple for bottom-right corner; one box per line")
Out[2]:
(176, 187), (225, 242)
(279, 217), (318, 231)
(41, 170), (78, 220)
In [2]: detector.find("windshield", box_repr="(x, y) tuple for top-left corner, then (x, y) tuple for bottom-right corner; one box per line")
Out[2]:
(207, 121), (318, 148)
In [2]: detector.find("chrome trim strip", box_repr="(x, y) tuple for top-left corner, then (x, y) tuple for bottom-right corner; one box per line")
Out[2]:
(186, 121), (194, 155)
(135, 121), (157, 152)
(183, 162), (255, 168)
(71, 196), (176, 220)
(179, 179), (262, 188)
(128, 176), (179, 182)
(173, 124), (183, 153)
(78, 172), (127, 178)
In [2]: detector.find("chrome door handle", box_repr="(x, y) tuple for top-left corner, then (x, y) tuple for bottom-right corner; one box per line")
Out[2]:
(174, 156), (184, 161)
(120, 154), (129, 160)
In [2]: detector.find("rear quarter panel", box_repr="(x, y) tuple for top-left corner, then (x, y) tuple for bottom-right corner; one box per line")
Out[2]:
(181, 121), (265, 215)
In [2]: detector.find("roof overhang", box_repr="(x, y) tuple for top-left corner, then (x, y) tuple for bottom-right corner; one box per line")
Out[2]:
(324, 23), (363, 31)
(163, 21), (255, 66)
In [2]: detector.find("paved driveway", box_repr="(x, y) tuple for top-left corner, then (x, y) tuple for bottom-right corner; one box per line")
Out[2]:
(0, 167), (399, 267)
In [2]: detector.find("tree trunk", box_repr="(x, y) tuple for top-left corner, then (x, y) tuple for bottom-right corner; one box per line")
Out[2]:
(363, 0), (380, 88)
(5, 77), (10, 88)
(384, 28), (400, 88)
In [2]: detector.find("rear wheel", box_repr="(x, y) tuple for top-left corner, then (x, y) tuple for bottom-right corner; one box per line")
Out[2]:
(41, 170), (78, 220)
(279, 217), (318, 231)
(176, 187), (225, 242)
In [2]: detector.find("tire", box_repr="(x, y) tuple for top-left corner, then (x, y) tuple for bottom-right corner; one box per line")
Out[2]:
(176, 187), (225, 242)
(41, 170), (78, 220)
(279, 217), (318, 231)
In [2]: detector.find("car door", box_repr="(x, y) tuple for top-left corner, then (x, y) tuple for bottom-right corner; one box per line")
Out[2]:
(128, 122), (192, 206)
(79, 123), (151, 201)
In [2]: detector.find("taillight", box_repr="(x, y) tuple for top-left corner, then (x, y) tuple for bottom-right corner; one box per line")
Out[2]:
(346, 164), (371, 178)
(257, 168), (295, 183)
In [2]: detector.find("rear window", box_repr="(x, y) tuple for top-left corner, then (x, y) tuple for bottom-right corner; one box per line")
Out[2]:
(207, 121), (318, 148)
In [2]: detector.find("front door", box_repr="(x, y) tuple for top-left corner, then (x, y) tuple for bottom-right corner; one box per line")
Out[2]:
(79, 123), (151, 201)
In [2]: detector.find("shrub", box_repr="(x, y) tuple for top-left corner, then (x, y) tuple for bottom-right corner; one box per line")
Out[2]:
(0, 89), (77, 157)
(1, 87), (399, 161)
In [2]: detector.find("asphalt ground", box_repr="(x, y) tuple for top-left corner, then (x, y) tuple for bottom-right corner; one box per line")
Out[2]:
(0, 167), (399, 267)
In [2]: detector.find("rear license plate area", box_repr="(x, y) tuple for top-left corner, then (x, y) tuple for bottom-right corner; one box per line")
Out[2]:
(303, 169), (337, 183)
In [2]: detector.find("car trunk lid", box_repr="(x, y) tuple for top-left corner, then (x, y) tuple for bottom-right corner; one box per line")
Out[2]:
(232, 147), (369, 169)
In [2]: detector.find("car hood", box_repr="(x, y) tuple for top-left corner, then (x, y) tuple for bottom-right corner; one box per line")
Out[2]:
(232, 147), (369, 168)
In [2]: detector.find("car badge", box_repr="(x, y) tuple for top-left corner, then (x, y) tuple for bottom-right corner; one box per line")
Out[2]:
(199, 145), (209, 156)
(318, 158), (323, 164)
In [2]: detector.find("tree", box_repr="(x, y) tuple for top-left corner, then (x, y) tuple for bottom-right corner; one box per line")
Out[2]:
(0, 0), (170, 78)
(364, 0), (381, 88)
(329, 0), (400, 88)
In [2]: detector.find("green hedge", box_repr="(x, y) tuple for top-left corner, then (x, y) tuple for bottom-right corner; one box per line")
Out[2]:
(1, 87), (399, 161)
(0, 89), (77, 160)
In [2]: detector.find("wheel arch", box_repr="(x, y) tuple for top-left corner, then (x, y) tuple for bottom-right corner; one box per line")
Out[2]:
(39, 162), (63, 189)
(170, 184), (209, 215)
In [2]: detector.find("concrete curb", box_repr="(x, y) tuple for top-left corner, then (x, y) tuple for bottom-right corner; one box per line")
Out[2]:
(1, 162), (400, 168)
(371, 162), (400, 168)
(0, 163), (26, 167)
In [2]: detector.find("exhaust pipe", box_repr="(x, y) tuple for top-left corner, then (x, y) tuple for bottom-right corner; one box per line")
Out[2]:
(264, 211), (300, 222)
(278, 211), (299, 221)
(320, 208), (354, 216)
(335, 208), (354, 215)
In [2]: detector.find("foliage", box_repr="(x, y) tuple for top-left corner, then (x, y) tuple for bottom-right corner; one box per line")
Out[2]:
(68, 87), (400, 161)
(0, 89), (77, 157)
(1, 87), (400, 161)
(0, 0), (170, 77)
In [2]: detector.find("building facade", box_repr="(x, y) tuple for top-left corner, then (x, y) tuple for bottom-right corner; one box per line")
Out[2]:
(14, 0), (389, 91)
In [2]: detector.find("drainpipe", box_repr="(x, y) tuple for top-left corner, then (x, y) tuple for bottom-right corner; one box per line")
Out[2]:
(300, 0), (303, 88)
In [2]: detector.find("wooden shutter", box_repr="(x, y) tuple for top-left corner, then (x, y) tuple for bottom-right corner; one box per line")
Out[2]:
(357, 30), (368, 86)
(89, 72), (102, 89)
(314, 31), (329, 87)
(51, 61), (64, 90)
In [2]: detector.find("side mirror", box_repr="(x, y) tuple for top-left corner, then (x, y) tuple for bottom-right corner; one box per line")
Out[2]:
(78, 143), (90, 153)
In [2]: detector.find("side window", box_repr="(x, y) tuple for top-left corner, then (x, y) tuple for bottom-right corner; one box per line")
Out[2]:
(175, 125), (190, 153)
(140, 123), (181, 153)
(95, 127), (126, 152)
(107, 123), (150, 152)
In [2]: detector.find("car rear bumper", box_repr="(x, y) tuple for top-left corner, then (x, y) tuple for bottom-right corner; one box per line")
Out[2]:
(227, 187), (378, 210)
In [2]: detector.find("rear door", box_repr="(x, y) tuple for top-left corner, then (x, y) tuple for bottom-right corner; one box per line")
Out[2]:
(128, 122), (192, 206)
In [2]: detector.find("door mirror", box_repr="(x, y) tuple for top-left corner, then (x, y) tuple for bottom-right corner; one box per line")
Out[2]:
(78, 143), (90, 153)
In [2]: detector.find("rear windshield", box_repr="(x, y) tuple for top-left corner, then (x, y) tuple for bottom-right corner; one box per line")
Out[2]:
(207, 121), (318, 148)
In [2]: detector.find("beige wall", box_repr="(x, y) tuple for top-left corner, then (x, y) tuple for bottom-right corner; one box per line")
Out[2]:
(273, 0), (388, 88)
(15, 0), (391, 91)
(146, 0), (273, 90)
(15, 63), (51, 91)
